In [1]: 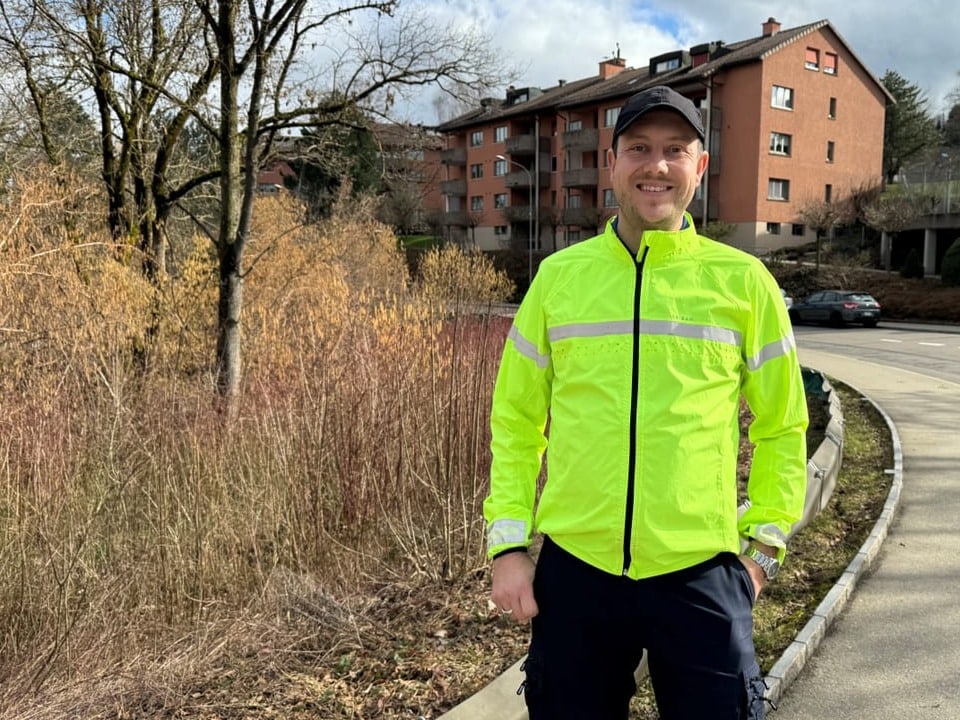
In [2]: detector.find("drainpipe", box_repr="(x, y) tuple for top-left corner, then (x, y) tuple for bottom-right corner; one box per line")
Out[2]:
(702, 79), (712, 228)
(534, 115), (541, 255)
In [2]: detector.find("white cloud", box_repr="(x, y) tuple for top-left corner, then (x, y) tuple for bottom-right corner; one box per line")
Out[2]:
(402, 0), (959, 123)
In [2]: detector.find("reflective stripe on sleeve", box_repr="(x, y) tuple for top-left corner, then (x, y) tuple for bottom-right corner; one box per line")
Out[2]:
(508, 326), (550, 369)
(749, 523), (788, 547)
(487, 519), (527, 548)
(746, 334), (796, 371)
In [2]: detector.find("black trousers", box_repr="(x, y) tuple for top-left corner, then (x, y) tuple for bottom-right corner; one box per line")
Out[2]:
(522, 536), (767, 720)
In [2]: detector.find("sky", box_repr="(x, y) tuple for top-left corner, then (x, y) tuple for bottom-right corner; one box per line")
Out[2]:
(402, 0), (959, 125)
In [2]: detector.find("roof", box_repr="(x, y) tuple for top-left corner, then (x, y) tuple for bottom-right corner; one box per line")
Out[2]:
(438, 18), (893, 130)
(435, 75), (605, 132)
(371, 122), (443, 151)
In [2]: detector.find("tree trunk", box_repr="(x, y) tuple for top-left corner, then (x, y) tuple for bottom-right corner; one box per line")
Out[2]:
(215, 240), (242, 401)
(214, 0), (243, 407)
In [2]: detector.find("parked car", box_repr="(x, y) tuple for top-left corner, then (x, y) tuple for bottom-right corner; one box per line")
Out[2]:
(788, 290), (881, 328)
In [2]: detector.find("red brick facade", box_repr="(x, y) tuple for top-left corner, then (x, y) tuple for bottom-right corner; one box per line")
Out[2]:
(435, 18), (891, 255)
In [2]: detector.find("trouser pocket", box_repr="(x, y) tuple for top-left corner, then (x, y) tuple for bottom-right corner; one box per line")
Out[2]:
(741, 667), (767, 720)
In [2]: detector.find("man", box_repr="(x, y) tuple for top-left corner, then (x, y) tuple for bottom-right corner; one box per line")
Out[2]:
(483, 85), (808, 719)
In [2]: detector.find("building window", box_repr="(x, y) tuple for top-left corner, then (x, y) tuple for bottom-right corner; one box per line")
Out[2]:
(470, 163), (483, 179)
(825, 184), (832, 203)
(494, 193), (508, 209)
(772, 85), (794, 110)
(470, 130), (483, 147)
(604, 107), (620, 127)
(792, 224), (805, 236)
(567, 230), (582, 244)
(655, 57), (681, 73)
(494, 225), (509, 236)
(770, 132), (792, 155)
(824, 52), (838, 75)
(826, 141), (835, 163)
(766, 222), (782, 235)
(768, 178), (790, 201)
(603, 188), (617, 208)
(494, 159), (507, 176)
(828, 97), (837, 119)
(568, 119), (583, 131)
(568, 194), (581, 209)
(470, 195), (483, 212)
(805, 47), (820, 70)
(494, 126), (508, 143)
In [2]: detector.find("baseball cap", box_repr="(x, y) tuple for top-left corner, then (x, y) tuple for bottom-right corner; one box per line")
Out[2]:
(612, 86), (705, 146)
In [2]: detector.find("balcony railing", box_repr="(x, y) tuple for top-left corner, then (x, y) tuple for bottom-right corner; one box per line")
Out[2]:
(503, 205), (532, 223)
(440, 147), (467, 165)
(562, 207), (602, 227)
(503, 170), (551, 190)
(562, 127), (599, 151)
(440, 178), (467, 196)
(441, 210), (472, 227)
(504, 134), (550, 156)
(561, 168), (599, 188)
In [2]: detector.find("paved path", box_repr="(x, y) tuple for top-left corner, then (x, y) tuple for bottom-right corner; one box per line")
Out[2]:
(772, 348), (960, 719)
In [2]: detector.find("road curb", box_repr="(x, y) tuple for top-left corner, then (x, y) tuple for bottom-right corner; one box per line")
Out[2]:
(764, 375), (903, 708)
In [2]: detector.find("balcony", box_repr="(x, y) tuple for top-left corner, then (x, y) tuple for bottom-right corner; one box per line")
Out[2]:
(562, 207), (602, 227)
(441, 210), (472, 227)
(440, 178), (467, 196)
(561, 168), (599, 188)
(562, 127), (599, 151)
(503, 170), (551, 190)
(503, 205), (533, 223)
(440, 147), (467, 165)
(504, 134), (550, 156)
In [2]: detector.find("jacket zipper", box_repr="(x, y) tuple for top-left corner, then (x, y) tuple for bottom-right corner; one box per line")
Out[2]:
(622, 245), (649, 575)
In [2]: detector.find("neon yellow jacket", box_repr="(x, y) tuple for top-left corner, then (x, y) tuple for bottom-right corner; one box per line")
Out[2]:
(484, 215), (808, 579)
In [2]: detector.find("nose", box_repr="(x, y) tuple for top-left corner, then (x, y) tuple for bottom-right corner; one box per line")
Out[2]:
(640, 151), (669, 174)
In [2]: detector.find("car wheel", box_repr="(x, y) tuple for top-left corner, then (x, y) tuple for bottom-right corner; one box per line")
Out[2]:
(863, 319), (878, 328)
(829, 312), (844, 328)
(788, 309), (799, 325)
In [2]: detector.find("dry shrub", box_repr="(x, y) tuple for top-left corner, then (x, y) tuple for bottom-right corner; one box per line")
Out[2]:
(0, 170), (516, 714)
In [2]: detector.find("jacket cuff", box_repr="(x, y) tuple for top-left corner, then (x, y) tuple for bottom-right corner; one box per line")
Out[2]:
(491, 546), (529, 561)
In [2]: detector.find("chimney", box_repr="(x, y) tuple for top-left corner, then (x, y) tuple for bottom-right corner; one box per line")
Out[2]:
(762, 17), (781, 37)
(600, 57), (627, 79)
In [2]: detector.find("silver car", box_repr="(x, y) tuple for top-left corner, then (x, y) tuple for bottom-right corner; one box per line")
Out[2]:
(788, 290), (881, 328)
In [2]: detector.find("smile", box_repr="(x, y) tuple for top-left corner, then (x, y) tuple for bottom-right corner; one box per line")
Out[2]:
(638, 184), (671, 192)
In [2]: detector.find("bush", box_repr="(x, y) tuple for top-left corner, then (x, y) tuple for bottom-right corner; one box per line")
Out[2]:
(942, 238), (960, 286)
(900, 247), (924, 279)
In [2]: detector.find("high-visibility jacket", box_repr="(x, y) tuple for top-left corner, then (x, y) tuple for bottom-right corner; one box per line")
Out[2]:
(484, 214), (808, 580)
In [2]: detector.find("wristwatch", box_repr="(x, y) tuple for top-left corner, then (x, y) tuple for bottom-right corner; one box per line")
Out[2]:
(744, 543), (780, 580)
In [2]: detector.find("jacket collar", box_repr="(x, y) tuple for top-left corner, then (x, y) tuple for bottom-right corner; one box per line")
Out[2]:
(606, 212), (699, 261)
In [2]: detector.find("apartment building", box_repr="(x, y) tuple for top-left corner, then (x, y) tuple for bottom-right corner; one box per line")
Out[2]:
(435, 17), (892, 254)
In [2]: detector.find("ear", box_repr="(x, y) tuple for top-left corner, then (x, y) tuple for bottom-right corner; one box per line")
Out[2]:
(696, 150), (709, 180)
(607, 146), (617, 180)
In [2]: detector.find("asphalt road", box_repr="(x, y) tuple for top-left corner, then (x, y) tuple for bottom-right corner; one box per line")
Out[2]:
(772, 322), (960, 719)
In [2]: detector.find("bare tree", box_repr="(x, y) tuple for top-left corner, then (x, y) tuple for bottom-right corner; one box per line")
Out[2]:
(0, 0), (511, 405)
(798, 198), (853, 269)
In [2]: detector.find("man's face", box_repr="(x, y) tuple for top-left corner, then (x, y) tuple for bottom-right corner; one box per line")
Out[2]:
(608, 110), (708, 234)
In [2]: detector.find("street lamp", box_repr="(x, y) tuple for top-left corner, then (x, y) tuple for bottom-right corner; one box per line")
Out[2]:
(496, 154), (533, 287)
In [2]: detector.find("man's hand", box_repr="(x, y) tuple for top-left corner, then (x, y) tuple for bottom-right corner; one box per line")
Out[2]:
(490, 551), (539, 622)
